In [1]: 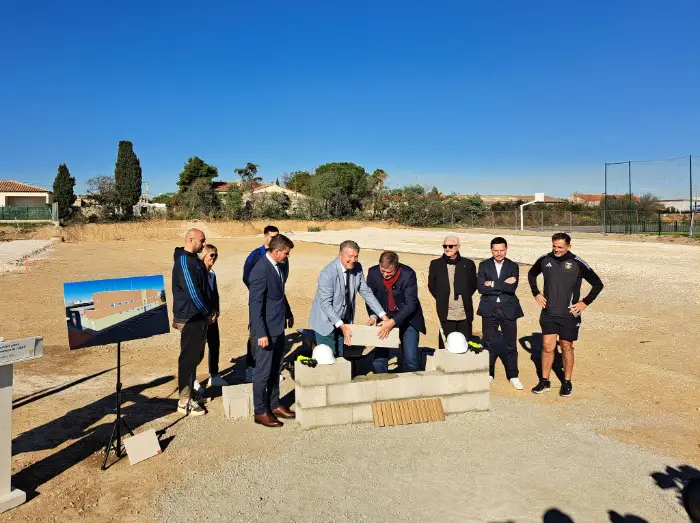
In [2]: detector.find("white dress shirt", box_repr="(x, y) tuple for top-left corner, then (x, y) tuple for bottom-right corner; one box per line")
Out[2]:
(494, 259), (503, 303)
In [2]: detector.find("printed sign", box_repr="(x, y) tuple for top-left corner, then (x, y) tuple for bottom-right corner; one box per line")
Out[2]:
(0, 337), (44, 366)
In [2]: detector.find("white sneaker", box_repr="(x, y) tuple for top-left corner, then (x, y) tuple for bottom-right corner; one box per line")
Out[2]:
(510, 377), (524, 390)
(193, 380), (204, 392)
(208, 375), (228, 387)
(489, 376), (494, 383)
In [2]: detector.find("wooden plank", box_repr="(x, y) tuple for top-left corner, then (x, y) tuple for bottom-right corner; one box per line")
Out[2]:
(417, 399), (428, 423)
(379, 402), (389, 426)
(371, 402), (382, 427)
(400, 401), (412, 424)
(347, 325), (400, 349)
(432, 398), (441, 421)
(390, 401), (400, 425)
(435, 399), (445, 421)
(410, 400), (420, 423)
(383, 402), (394, 426)
(399, 401), (407, 425)
(425, 398), (435, 421)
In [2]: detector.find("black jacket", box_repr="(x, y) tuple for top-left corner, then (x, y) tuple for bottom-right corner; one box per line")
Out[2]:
(248, 255), (293, 339)
(172, 247), (213, 323)
(428, 254), (477, 322)
(476, 257), (524, 320)
(528, 251), (604, 317)
(208, 271), (220, 314)
(365, 264), (426, 334)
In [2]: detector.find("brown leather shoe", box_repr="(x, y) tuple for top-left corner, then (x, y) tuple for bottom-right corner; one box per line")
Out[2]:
(254, 412), (283, 427)
(271, 405), (296, 419)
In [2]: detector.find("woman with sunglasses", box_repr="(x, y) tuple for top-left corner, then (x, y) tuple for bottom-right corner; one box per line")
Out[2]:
(427, 235), (477, 349)
(196, 244), (228, 388)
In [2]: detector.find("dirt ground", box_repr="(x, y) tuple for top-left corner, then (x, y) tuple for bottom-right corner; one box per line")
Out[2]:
(1, 226), (698, 522)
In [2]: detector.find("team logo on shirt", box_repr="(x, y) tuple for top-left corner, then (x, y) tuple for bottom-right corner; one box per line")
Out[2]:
(565, 262), (573, 269)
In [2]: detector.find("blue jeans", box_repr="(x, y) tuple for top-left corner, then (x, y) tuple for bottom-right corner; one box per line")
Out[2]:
(372, 325), (421, 374)
(314, 329), (345, 358)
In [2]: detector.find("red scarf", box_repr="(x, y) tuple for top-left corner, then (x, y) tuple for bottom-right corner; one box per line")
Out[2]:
(383, 268), (402, 312)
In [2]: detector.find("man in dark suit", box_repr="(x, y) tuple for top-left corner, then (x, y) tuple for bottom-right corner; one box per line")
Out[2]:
(248, 234), (296, 428)
(366, 251), (427, 373)
(477, 237), (524, 390)
(428, 234), (477, 349)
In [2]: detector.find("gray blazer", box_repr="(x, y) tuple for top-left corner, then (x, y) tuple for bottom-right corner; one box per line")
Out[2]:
(309, 259), (386, 336)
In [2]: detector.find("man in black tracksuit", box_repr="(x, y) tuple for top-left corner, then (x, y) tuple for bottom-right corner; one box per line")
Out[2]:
(172, 228), (215, 416)
(527, 232), (604, 397)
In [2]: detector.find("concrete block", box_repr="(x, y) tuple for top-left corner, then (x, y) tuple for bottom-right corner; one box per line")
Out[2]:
(0, 488), (26, 514)
(295, 385), (327, 408)
(348, 324), (400, 348)
(375, 373), (423, 401)
(352, 403), (374, 424)
(420, 371), (470, 397)
(424, 353), (436, 371)
(443, 392), (491, 414)
(435, 349), (489, 373)
(222, 383), (253, 419)
(327, 380), (377, 405)
(294, 357), (352, 387)
(123, 428), (161, 465)
(296, 405), (353, 430)
(466, 371), (490, 392)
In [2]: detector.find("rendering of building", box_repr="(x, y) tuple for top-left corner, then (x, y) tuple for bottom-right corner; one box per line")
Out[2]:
(72, 289), (164, 331)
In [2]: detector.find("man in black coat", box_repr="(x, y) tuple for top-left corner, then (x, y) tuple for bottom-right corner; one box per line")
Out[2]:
(477, 237), (525, 390)
(428, 234), (477, 349)
(366, 251), (426, 373)
(248, 234), (296, 428)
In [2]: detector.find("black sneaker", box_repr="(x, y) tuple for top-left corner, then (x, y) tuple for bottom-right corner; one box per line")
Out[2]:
(531, 379), (551, 394)
(560, 381), (573, 397)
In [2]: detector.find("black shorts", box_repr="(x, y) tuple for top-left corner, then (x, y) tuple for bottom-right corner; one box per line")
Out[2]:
(539, 311), (581, 342)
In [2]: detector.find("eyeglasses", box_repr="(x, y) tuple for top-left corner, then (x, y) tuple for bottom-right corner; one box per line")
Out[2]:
(442, 245), (458, 249)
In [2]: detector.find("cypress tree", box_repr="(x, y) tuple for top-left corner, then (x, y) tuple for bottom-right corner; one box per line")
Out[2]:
(52, 163), (76, 220)
(114, 140), (142, 216)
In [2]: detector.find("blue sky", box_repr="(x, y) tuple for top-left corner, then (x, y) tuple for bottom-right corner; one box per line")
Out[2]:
(63, 275), (165, 305)
(1, 1), (698, 198)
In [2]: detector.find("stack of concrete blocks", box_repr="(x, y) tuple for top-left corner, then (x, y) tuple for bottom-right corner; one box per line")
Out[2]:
(222, 383), (254, 420)
(295, 350), (490, 430)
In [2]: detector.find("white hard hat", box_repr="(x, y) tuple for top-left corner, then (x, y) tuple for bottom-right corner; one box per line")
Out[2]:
(445, 332), (468, 354)
(312, 344), (336, 365)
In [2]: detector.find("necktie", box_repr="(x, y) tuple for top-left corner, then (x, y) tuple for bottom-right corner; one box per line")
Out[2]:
(344, 270), (353, 322)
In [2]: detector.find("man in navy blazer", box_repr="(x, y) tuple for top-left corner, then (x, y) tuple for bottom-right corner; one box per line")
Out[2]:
(248, 234), (296, 427)
(477, 237), (525, 390)
(366, 251), (426, 373)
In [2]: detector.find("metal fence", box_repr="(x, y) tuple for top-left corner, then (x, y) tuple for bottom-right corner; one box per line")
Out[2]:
(0, 205), (52, 220)
(441, 209), (696, 236)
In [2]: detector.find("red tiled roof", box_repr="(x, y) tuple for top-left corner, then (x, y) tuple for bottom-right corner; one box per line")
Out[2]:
(0, 180), (51, 193)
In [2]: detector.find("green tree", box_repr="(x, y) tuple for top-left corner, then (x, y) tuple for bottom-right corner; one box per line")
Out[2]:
(52, 163), (76, 221)
(275, 177), (280, 186)
(177, 157), (218, 192)
(283, 170), (313, 195)
(222, 184), (243, 219)
(180, 178), (221, 218)
(370, 169), (389, 219)
(86, 175), (119, 218)
(312, 162), (373, 217)
(152, 192), (174, 205)
(234, 162), (262, 192)
(255, 192), (290, 219)
(114, 140), (143, 217)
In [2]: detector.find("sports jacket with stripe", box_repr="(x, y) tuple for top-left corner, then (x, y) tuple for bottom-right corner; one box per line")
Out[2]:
(527, 251), (604, 317)
(172, 247), (213, 323)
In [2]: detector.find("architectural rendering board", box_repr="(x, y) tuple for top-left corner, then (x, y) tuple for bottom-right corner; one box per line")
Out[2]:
(63, 275), (170, 349)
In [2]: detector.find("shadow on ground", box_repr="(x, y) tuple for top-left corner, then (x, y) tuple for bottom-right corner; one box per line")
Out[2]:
(519, 332), (565, 383)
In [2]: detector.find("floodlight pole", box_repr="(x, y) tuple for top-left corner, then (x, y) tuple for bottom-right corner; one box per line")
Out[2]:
(520, 193), (545, 231)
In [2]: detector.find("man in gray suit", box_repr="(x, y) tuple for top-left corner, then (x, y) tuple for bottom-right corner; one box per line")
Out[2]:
(309, 240), (390, 357)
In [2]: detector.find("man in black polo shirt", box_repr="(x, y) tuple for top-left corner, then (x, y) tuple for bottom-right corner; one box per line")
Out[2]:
(527, 232), (604, 397)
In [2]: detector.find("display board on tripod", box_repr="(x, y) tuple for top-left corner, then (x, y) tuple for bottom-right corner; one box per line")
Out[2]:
(63, 275), (170, 350)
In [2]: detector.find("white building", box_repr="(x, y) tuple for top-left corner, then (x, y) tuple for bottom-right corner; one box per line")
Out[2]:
(0, 180), (51, 206)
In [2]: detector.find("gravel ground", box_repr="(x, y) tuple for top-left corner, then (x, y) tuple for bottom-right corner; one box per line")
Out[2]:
(153, 397), (687, 523)
(0, 239), (53, 272)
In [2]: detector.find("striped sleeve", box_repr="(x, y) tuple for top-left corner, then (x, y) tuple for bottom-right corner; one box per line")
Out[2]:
(180, 256), (209, 314)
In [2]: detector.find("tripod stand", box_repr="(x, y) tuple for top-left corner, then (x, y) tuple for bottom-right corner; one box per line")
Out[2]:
(101, 342), (134, 470)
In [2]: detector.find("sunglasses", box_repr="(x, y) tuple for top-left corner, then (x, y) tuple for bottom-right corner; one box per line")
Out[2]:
(209, 254), (217, 259)
(442, 244), (458, 249)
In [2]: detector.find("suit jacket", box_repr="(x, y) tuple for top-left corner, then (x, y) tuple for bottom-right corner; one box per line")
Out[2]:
(428, 255), (477, 322)
(248, 255), (292, 339)
(309, 258), (386, 336)
(365, 264), (426, 334)
(476, 257), (524, 320)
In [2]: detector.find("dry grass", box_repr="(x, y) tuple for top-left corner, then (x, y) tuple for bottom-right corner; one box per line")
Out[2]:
(34, 219), (393, 242)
